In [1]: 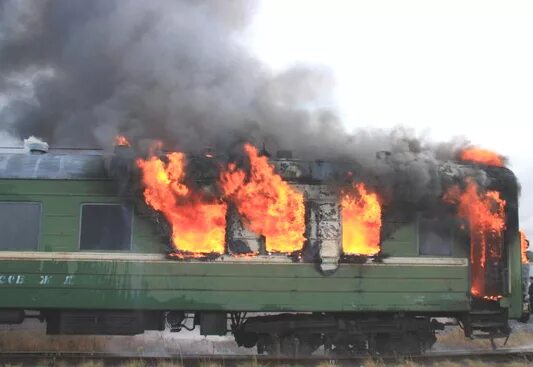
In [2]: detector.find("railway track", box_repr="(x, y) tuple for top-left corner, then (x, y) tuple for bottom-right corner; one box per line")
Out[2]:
(1, 348), (533, 366)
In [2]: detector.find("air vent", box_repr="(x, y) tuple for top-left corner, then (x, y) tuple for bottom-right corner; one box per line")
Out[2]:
(24, 136), (49, 154)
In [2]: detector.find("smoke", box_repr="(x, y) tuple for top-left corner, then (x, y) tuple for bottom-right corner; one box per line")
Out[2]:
(0, 0), (490, 208)
(0, 131), (20, 147)
(0, 0), (337, 152)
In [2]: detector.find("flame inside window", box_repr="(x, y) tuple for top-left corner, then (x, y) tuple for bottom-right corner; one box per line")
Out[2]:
(115, 135), (131, 147)
(221, 143), (305, 253)
(136, 152), (227, 254)
(341, 183), (382, 256)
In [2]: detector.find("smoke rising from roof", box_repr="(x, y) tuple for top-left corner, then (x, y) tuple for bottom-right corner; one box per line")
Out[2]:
(0, 0), (339, 153)
(0, 0), (499, 209)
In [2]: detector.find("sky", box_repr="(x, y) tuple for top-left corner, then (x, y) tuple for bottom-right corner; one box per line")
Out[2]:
(249, 0), (533, 234)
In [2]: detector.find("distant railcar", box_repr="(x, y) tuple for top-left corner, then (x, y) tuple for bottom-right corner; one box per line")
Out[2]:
(0, 144), (528, 356)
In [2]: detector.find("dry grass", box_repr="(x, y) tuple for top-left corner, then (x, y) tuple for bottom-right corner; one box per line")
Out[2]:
(194, 361), (533, 367)
(155, 362), (184, 367)
(74, 362), (105, 367)
(235, 359), (263, 367)
(119, 360), (148, 367)
(355, 361), (533, 367)
(156, 362), (184, 367)
(0, 328), (113, 352)
(436, 326), (533, 350)
(1, 360), (533, 367)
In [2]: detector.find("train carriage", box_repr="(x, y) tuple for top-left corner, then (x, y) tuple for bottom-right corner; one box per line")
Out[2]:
(0, 141), (528, 356)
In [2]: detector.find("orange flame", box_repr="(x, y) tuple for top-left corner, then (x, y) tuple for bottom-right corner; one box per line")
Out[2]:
(221, 143), (305, 253)
(341, 183), (382, 256)
(483, 295), (503, 301)
(115, 135), (131, 147)
(459, 147), (504, 167)
(520, 230), (529, 264)
(444, 179), (506, 298)
(136, 152), (227, 254)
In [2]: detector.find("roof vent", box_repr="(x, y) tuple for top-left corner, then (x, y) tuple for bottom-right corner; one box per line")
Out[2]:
(24, 136), (49, 154)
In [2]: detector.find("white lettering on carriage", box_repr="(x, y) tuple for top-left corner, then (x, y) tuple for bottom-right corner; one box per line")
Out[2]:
(63, 275), (74, 286)
(0, 274), (75, 286)
(0, 274), (25, 285)
(39, 275), (52, 285)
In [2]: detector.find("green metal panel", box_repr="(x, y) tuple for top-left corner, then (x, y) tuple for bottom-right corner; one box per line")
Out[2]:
(0, 258), (469, 312)
(381, 222), (418, 257)
(0, 179), (165, 253)
(0, 177), (524, 317)
(507, 233), (523, 318)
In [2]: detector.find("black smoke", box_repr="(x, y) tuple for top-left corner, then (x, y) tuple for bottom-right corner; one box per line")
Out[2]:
(0, 0), (340, 153)
(0, 0), (493, 209)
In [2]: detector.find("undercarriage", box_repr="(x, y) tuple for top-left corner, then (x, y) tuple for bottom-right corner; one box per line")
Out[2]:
(232, 313), (444, 356)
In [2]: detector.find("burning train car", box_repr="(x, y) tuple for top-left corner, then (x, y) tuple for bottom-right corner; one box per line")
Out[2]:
(0, 137), (529, 356)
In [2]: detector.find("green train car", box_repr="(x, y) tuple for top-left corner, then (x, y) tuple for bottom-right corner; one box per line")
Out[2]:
(0, 143), (528, 356)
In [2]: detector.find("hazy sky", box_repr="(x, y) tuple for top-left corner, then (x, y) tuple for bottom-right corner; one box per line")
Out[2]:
(249, 0), (533, 234)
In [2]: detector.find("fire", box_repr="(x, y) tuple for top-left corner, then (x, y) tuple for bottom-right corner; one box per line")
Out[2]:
(459, 147), (504, 167)
(444, 179), (506, 298)
(341, 183), (382, 256)
(115, 135), (131, 147)
(136, 152), (227, 255)
(520, 230), (529, 264)
(220, 143), (305, 253)
(483, 295), (503, 301)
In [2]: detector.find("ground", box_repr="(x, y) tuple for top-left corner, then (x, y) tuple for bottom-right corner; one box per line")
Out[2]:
(1, 319), (533, 366)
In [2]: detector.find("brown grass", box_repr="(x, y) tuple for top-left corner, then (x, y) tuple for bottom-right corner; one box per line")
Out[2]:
(1, 359), (533, 367)
(235, 359), (263, 367)
(357, 361), (533, 367)
(0, 328), (113, 352)
(156, 362), (184, 367)
(118, 360), (148, 367)
(75, 362), (105, 367)
(436, 327), (533, 350)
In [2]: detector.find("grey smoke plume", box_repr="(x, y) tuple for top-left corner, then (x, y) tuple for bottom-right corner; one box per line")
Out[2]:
(0, 0), (490, 208)
(0, 0), (339, 153)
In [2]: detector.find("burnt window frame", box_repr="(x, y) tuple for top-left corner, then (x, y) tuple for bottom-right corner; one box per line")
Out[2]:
(78, 203), (134, 251)
(0, 201), (42, 251)
(417, 213), (454, 257)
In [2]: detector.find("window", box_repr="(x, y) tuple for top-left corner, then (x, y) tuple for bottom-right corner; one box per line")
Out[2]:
(0, 202), (41, 250)
(418, 215), (453, 256)
(80, 204), (132, 250)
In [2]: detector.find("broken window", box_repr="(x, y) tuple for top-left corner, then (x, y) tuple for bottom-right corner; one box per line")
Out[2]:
(80, 204), (132, 250)
(0, 202), (41, 250)
(418, 214), (453, 256)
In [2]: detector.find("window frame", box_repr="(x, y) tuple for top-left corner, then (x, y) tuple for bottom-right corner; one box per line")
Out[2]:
(78, 203), (134, 252)
(0, 201), (42, 251)
(416, 213), (454, 257)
